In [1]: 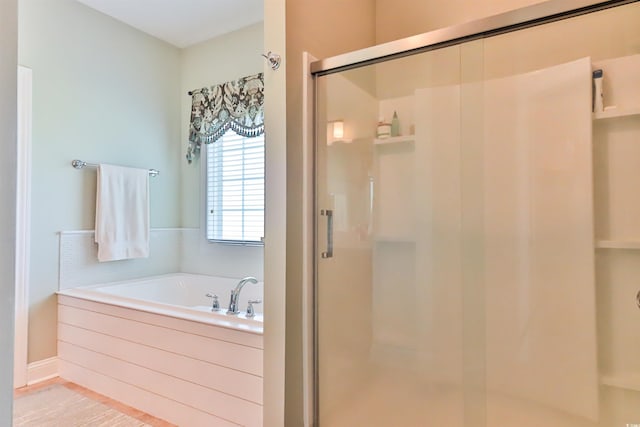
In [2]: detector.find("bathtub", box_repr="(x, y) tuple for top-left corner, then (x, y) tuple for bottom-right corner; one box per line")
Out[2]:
(59, 273), (264, 332)
(56, 273), (264, 426)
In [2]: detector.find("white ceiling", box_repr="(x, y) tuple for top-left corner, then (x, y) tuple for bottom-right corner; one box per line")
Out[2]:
(75, 0), (264, 48)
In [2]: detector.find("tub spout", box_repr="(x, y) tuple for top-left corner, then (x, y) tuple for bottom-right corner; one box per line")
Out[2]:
(227, 277), (258, 315)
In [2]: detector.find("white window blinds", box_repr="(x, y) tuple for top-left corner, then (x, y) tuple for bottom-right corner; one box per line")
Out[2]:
(206, 129), (265, 243)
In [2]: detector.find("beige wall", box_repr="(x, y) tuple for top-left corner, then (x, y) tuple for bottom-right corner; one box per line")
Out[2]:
(0, 0), (17, 418)
(375, 0), (547, 43)
(483, 5), (640, 79)
(284, 0), (376, 424)
(263, 0), (287, 424)
(374, 0), (639, 78)
(19, 0), (182, 362)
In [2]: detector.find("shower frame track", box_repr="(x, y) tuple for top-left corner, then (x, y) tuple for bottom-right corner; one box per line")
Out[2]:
(309, 0), (638, 77)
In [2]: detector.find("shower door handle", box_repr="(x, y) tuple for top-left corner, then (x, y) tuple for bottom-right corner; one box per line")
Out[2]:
(321, 209), (333, 259)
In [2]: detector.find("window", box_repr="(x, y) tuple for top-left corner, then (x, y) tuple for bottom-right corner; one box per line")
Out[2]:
(206, 129), (264, 244)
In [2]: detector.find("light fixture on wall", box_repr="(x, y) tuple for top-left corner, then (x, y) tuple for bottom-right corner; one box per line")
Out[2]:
(332, 120), (344, 139)
(327, 119), (352, 145)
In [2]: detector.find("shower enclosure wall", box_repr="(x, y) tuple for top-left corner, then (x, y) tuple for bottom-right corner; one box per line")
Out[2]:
(312, 1), (640, 426)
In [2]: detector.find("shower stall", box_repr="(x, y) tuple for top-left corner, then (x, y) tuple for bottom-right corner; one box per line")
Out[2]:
(311, 1), (640, 426)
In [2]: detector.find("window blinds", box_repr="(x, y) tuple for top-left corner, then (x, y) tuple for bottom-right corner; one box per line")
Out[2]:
(206, 129), (265, 243)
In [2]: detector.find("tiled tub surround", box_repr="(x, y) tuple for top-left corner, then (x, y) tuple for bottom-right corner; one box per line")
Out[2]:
(57, 274), (264, 426)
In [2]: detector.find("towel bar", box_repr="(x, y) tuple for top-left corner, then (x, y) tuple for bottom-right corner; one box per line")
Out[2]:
(71, 159), (159, 177)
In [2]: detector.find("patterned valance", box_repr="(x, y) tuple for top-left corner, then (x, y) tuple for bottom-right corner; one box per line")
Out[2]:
(186, 72), (264, 163)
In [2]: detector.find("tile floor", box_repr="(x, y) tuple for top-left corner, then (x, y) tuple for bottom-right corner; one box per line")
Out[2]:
(13, 378), (175, 426)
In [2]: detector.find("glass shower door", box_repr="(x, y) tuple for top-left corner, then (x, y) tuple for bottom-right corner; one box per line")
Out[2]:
(315, 3), (640, 426)
(478, 4), (640, 426)
(315, 43), (485, 427)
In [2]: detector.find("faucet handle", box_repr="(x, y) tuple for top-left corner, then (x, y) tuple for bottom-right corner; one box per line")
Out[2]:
(206, 293), (220, 311)
(246, 299), (262, 318)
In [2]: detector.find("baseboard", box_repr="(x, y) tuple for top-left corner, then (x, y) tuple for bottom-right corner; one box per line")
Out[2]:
(27, 357), (59, 385)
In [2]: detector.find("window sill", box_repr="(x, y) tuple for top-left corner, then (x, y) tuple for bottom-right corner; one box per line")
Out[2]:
(207, 239), (264, 247)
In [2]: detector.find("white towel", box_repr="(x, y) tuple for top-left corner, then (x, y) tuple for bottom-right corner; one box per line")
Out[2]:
(95, 164), (150, 262)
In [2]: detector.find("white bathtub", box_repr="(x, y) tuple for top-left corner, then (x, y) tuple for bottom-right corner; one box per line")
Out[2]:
(56, 273), (264, 426)
(59, 273), (264, 333)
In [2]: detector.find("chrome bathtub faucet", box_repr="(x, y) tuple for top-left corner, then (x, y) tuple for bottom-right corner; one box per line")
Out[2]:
(205, 293), (220, 311)
(246, 299), (262, 318)
(227, 277), (258, 315)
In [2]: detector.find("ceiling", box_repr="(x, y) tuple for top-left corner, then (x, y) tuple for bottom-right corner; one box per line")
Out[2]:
(75, 0), (264, 48)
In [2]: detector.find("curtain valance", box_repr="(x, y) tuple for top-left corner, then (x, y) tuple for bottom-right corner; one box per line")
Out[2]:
(186, 72), (264, 163)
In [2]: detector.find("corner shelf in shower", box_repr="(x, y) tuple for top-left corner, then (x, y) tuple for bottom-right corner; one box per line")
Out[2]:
(592, 106), (640, 120)
(373, 136), (415, 145)
(596, 240), (640, 249)
(600, 374), (640, 392)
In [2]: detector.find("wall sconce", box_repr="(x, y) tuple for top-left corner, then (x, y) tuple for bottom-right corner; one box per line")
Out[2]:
(332, 120), (344, 139)
(327, 120), (352, 145)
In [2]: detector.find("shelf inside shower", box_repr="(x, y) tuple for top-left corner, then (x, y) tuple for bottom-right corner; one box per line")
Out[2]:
(600, 374), (640, 392)
(593, 106), (640, 120)
(373, 135), (415, 145)
(596, 240), (640, 249)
